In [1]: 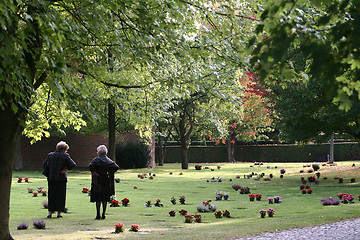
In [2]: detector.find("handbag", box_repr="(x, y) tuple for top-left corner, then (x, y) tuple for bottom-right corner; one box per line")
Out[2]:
(92, 174), (102, 194)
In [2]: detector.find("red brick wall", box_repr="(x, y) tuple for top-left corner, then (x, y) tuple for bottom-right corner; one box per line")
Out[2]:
(21, 132), (141, 170)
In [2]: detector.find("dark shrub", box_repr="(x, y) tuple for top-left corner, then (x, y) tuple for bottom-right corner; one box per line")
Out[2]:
(116, 142), (151, 169)
(312, 164), (320, 171)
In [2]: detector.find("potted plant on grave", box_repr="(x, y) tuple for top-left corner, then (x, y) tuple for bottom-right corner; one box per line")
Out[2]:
(300, 185), (305, 190)
(280, 168), (286, 174)
(121, 198), (130, 207)
(114, 223), (125, 233)
(179, 209), (187, 216)
(111, 200), (119, 207)
(273, 196), (282, 203)
(41, 190), (47, 196)
(184, 215), (193, 223)
(17, 177), (22, 183)
(223, 193), (229, 200)
(196, 200), (217, 212)
(268, 197), (274, 204)
(169, 210), (176, 217)
(223, 210), (231, 218)
(267, 208), (275, 217)
(154, 199), (163, 207)
(214, 211), (222, 218)
(259, 209), (266, 218)
(144, 200), (152, 207)
(244, 187), (251, 194)
(255, 193), (262, 201)
(248, 194), (256, 201)
(301, 189), (307, 194)
(339, 178), (343, 183)
(24, 177), (29, 183)
(351, 178), (356, 183)
(32, 191), (38, 197)
(307, 188), (313, 194)
(179, 196), (186, 204)
(195, 165), (202, 170)
(194, 214), (202, 223)
(170, 196), (176, 205)
(215, 193), (222, 201)
(82, 188), (89, 193)
(130, 224), (140, 232)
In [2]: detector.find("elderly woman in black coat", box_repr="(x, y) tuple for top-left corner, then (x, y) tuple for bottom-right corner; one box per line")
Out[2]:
(89, 145), (119, 219)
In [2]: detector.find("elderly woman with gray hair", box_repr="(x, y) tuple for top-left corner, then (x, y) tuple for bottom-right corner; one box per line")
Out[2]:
(89, 145), (119, 219)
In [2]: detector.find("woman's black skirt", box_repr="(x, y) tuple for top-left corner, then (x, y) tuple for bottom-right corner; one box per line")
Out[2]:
(48, 181), (67, 212)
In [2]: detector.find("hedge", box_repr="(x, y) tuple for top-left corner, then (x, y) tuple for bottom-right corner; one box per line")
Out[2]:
(156, 142), (360, 163)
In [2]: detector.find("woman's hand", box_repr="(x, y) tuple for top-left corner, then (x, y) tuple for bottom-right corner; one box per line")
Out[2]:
(61, 168), (67, 174)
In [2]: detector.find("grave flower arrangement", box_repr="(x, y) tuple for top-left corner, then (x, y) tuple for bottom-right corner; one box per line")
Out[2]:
(114, 223), (125, 233)
(321, 197), (340, 206)
(130, 224), (140, 232)
(41, 190), (47, 196)
(82, 188), (89, 193)
(33, 219), (46, 229)
(32, 191), (38, 197)
(268, 197), (274, 204)
(25, 177), (29, 183)
(267, 208), (275, 217)
(273, 196), (282, 203)
(301, 189), (307, 194)
(223, 210), (231, 218)
(42, 201), (48, 209)
(179, 209), (187, 216)
(154, 199), (163, 207)
(280, 168), (286, 174)
(223, 193), (229, 200)
(195, 165), (202, 170)
(121, 198), (129, 206)
(342, 194), (354, 204)
(111, 200), (119, 207)
(144, 200), (152, 207)
(169, 210), (176, 217)
(214, 211), (222, 218)
(307, 188), (313, 194)
(170, 196), (176, 205)
(259, 209), (266, 218)
(184, 215), (193, 223)
(17, 177), (22, 183)
(179, 195), (186, 204)
(255, 193), (262, 201)
(196, 200), (217, 212)
(351, 178), (356, 183)
(248, 193), (256, 201)
(194, 214), (202, 223)
(232, 184), (241, 191)
(17, 222), (28, 230)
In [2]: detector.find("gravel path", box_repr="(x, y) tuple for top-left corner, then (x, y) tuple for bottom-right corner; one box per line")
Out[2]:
(234, 218), (360, 240)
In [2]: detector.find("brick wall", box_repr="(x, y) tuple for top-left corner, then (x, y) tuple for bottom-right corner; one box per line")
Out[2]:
(21, 132), (141, 170)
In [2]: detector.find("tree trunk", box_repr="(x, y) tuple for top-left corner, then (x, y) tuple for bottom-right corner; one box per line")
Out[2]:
(329, 132), (334, 163)
(227, 132), (236, 162)
(180, 141), (189, 169)
(108, 103), (116, 161)
(0, 107), (22, 240)
(147, 126), (155, 169)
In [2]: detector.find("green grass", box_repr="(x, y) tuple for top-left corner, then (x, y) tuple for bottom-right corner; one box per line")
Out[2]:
(10, 162), (360, 239)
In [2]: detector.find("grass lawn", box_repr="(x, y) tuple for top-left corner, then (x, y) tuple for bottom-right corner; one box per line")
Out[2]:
(9, 161), (360, 239)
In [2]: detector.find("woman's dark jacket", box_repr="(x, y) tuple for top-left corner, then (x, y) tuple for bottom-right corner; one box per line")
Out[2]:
(89, 155), (119, 202)
(44, 150), (76, 182)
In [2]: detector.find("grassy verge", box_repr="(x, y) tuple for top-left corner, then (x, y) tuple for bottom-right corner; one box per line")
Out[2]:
(10, 161), (360, 239)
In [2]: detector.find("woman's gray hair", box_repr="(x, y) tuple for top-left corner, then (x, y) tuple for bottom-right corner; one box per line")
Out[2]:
(56, 141), (69, 151)
(97, 145), (108, 155)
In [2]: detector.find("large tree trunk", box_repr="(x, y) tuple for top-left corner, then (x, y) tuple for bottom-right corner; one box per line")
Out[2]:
(108, 103), (116, 161)
(227, 132), (236, 162)
(0, 107), (22, 240)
